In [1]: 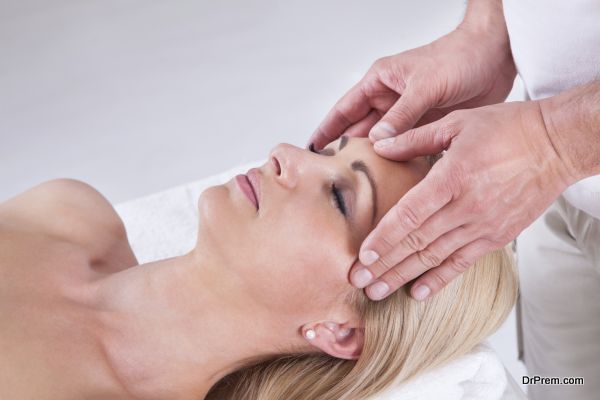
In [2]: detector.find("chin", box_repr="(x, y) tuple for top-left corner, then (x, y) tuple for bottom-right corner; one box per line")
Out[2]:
(195, 184), (246, 252)
(197, 185), (228, 231)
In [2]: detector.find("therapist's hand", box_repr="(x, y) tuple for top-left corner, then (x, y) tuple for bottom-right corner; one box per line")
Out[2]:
(350, 100), (576, 301)
(308, 23), (516, 150)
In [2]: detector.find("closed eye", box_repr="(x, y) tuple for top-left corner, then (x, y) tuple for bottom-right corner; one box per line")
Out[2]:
(308, 136), (378, 226)
(310, 143), (348, 218)
(331, 184), (347, 216)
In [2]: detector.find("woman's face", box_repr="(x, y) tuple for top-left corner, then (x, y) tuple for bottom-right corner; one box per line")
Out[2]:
(197, 137), (430, 323)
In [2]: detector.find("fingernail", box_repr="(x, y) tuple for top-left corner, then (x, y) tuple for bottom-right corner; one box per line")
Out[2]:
(352, 267), (373, 288)
(368, 281), (390, 300)
(413, 285), (431, 301)
(374, 136), (395, 149)
(359, 249), (379, 266)
(369, 121), (396, 141)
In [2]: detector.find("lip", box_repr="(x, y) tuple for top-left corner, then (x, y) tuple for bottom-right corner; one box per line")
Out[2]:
(235, 170), (260, 210)
(246, 168), (261, 207)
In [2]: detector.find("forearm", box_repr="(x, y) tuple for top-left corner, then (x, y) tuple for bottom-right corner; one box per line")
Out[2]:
(458, 0), (513, 68)
(540, 80), (600, 182)
(460, 0), (510, 46)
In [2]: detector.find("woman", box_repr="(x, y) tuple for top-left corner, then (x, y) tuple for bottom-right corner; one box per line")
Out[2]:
(0, 137), (517, 399)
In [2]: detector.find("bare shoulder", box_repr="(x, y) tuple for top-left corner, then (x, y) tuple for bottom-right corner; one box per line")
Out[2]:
(0, 179), (128, 260)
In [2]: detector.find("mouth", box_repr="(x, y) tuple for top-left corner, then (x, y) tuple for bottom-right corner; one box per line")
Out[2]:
(235, 169), (260, 210)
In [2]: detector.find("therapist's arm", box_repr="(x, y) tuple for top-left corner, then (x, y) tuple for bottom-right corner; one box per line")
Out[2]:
(355, 80), (600, 301)
(540, 80), (600, 181)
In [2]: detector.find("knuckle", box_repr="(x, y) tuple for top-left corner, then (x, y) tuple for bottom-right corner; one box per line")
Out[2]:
(385, 266), (410, 287)
(405, 128), (420, 144)
(332, 108), (353, 129)
(415, 127), (436, 147)
(417, 248), (443, 269)
(403, 232), (426, 252)
(372, 56), (389, 70)
(376, 253), (395, 272)
(486, 233), (506, 248)
(449, 253), (472, 274)
(428, 269), (450, 290)
(437, 122), (457, 147)
(358, 79), (376, 100)
(388, 104), (414, 124)
(394, 204), (421, 231)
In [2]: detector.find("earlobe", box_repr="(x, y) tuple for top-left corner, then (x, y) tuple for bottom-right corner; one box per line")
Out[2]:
(304, 328), (317, 340)
(302, 322), (364, 360)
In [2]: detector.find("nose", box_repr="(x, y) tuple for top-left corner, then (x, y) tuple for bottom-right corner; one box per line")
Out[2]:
(269, 143), (303, 189)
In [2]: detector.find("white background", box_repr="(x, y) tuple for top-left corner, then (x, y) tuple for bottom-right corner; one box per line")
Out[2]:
(0, 0), (526, 390)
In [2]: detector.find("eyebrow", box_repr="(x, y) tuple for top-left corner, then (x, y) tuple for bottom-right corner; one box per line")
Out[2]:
(318, 135), (348, 156)
(339, 135), (348, 150)
(351, 160), (378, 225)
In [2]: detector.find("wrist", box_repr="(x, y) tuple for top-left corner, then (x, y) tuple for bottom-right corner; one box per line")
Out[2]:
(538, 81), (600, 182)
(514, 101), (574, 192)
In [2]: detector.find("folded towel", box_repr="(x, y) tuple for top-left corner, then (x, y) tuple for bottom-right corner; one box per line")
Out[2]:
(114, 161), (526, 400)
(372, 342), (525, 400)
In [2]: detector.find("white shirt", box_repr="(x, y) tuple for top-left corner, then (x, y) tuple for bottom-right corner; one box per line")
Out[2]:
(503, 0), (600, 219)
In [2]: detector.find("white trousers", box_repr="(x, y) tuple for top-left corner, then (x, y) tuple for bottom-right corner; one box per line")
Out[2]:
(517, 195), (600, 399)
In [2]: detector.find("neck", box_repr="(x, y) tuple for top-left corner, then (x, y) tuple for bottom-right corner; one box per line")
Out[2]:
(91, 246), (286, 400)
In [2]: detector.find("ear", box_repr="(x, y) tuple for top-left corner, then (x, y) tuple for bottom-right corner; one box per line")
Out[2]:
(302, 321), (364, 360)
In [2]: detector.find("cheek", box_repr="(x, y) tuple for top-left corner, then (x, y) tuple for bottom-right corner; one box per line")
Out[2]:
(248, 206), (355, 315)
(198, 188), (356, 317)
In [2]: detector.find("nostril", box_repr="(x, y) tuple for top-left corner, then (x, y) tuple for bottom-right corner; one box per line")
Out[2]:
(271, 156), (282, 176)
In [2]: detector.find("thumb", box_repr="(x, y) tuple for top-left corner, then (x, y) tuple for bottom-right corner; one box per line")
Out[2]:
(369, 86), (434, 141)
(373, 118), (456, 160)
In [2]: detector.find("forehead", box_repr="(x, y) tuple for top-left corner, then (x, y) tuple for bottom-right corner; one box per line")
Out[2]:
(325, 137), (430, 224)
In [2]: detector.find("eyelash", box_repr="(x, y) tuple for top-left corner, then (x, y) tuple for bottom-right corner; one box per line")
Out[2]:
(309, 143), (347, 217)
(331, 184), (347, 216)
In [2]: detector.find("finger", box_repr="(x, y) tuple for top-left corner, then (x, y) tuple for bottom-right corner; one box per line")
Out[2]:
(343, 109), (382, 138)
(369, 85), (436, 141)
(413, 97), (487, 129)
(358, 169), (453, 266)
(373, 117), (457, 161)
(350, 200), (470, 288)
(410, 238), (494, 301)
(413, 107), (448, 128)
(309, 81), (373, 150)
(363, 225), (477, 300)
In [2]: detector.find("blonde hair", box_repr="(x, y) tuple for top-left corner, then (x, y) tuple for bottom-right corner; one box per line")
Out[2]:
(206, 247), (518, 399)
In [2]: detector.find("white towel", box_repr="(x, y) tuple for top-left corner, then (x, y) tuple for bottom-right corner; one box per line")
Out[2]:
(114, 161), (526, 400)
(372, 343), (525, 400)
